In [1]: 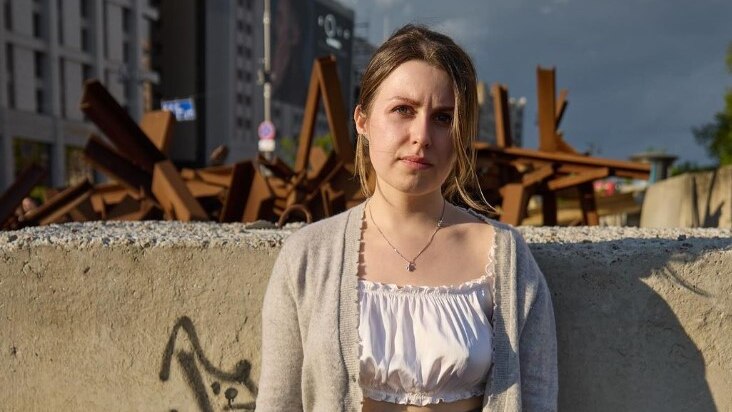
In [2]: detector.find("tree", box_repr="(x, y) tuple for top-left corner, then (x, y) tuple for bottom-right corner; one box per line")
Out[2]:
(693, 42), (732, 165)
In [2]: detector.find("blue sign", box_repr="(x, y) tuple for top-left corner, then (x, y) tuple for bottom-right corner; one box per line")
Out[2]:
(161, 98), (196, 121)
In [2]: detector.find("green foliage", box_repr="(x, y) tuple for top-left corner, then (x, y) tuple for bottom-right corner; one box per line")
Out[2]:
(275, 133), (334, 168)
(278, 135), (297, 167)
(693, 42), (732, 165)
(314, 133), (334, 153)
(670, 161), (717, 177)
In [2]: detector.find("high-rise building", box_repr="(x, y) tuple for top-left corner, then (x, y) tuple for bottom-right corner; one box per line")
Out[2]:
(0, 0), (356, 191)
(0, 0), (159, 189)
(152, 0), (354, 168)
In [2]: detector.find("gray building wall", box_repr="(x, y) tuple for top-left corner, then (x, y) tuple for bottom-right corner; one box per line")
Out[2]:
(154, 0), (263, 167)
(0, 0), (158, 189)
(154, 0), (353, 168)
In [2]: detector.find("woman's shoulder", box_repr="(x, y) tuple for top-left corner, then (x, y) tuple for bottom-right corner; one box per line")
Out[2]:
(280, 206), (357, 252)
(455, 205), (516, 235)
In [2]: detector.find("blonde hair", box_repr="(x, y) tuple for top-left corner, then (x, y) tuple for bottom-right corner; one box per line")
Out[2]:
(355, 24), (491, 213)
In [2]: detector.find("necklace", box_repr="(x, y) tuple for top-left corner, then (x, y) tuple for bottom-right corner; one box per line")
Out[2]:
(367, 199), (446, 272)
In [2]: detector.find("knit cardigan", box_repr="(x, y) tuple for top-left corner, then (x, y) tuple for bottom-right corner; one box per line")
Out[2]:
(257, 202), (558, 412)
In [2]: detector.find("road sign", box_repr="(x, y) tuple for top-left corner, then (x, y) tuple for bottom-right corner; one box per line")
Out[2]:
(161, 98), (196, 121)
(258, 120), (276, 140)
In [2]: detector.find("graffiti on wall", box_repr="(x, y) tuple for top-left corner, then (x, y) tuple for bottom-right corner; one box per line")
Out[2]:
(159, 316), (257, 411)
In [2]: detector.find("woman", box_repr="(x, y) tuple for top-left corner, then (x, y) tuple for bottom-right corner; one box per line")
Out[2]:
(257, 24), (557, 412)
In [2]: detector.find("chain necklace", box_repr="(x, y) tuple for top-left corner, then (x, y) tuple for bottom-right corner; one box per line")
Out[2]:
(367, 199), (446, 272)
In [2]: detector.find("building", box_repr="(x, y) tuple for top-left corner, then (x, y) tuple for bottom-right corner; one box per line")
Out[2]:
(268, 0), (354, 155)
(0, 0), (357, 191)
(0, 0), (159, 189)
(152, 0), (354, 168)
(476, 81), (526, 147)
(351, 35), (376, 109)
(150, 0), (262, 168)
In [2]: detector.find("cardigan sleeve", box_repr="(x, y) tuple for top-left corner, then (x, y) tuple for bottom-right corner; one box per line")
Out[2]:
(257, 245), (304, 411)
(514, 231), (558, 412)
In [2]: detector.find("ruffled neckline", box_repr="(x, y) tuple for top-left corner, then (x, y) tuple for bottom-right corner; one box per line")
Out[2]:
(358, 271), (494, 295)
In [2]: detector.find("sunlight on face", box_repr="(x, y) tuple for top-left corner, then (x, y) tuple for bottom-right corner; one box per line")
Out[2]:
(355, 60), (456, 197)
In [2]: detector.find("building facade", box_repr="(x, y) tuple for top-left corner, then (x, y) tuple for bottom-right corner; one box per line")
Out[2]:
(0, 0), (158, 189)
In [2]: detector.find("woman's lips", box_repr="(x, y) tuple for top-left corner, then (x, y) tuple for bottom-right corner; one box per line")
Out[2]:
(399, 155), (432, 170)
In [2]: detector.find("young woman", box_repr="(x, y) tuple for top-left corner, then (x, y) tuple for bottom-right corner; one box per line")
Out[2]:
(257, 24), (557, 412)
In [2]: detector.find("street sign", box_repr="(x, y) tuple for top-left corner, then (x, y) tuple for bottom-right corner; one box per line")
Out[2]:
(161, 98), (196, 121)
(258, 120), (276, 140)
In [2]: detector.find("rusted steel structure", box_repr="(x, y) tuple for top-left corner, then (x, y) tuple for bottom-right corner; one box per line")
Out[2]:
(0, 61), (650, 230)
(476, 67), (650, 226)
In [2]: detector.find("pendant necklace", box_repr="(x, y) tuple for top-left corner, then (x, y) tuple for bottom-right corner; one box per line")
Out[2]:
(367, 199), (446, 272)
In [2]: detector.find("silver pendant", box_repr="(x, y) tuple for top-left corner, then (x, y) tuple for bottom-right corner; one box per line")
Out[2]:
(406, 262), (416, 272)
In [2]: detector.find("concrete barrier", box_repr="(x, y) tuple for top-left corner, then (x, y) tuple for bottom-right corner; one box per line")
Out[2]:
(641, 165), (732, 228)
(1, 222), (730, 411)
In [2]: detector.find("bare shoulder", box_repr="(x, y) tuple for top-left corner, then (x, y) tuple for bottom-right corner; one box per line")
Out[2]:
(443, 204), (496, 250)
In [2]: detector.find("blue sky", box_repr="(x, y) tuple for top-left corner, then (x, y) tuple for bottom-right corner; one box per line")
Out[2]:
(337, 0), (732, 165)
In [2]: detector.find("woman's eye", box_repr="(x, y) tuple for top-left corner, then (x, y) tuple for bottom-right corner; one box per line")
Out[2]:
(393, 105), (413, 116)
(434, 113), (453, 124)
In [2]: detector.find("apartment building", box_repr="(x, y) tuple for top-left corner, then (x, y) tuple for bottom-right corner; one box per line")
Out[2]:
(0, 0), (159, 189)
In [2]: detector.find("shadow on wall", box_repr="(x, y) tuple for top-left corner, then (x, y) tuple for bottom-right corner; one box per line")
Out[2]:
(159, 316), (258, 411)
(533, 236), (732, 412)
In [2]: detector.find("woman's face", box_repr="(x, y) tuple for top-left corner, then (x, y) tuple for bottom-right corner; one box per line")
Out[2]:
(355, 60), (456, 197)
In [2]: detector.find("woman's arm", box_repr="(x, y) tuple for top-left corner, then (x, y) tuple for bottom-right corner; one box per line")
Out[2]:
(515, 232), (558, 412)
(257, 247), (304, 411)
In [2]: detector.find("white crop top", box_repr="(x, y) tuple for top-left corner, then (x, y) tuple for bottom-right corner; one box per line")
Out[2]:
(357, 266), (495, 406)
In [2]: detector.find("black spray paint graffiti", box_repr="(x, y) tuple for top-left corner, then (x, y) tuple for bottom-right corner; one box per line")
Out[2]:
(159, 316), (258, 411)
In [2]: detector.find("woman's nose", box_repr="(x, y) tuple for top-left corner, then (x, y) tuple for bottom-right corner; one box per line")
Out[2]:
(410, 117), (432, 148)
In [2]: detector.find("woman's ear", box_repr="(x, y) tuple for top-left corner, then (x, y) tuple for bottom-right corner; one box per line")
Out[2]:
(354, 105), (367, 135)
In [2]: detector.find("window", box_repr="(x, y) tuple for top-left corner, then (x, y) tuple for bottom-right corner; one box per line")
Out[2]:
(59, 59), (66, 117)
(57, 0), (64, 44)
(65, 146), (92, 186)
(82, 64), (93, 80)
(80, 0), (90, 19)
(122, 8), (131, 33)
(34, 52), (44, 80)
(35, 88), (46, 114)
(32, 11), (43, 38)
(81, 27), (91, 52)
(5, 44), (13, 108)
(4, 0), (12, 31)
(13, 138), (53, 187)
(5, 44), (12, 75)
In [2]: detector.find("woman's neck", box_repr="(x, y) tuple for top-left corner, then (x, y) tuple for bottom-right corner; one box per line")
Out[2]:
(368, 184), (446, 230)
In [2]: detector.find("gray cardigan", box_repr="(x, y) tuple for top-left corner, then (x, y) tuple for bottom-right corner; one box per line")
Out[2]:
(257, 202), (558, 412)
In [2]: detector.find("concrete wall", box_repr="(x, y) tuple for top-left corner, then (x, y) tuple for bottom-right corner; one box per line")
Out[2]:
(641, 165), (732, 228)
(1, 222), (730, 411)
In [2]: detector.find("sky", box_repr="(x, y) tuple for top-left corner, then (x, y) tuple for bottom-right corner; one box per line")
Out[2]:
(337, 0), (732, 165)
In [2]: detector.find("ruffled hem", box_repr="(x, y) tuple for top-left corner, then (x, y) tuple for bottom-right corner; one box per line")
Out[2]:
(358, 272), (494, 295)
(363, 387), (485, 406)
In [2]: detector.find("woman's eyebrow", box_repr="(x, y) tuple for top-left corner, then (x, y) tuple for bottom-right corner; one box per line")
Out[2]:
(388, 96), (454, 111)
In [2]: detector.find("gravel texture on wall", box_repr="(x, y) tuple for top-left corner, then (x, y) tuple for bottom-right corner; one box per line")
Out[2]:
(1, 222), (730, 411)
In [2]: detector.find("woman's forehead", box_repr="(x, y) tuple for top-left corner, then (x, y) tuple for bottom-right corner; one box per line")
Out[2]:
(374, 60), (455, 106)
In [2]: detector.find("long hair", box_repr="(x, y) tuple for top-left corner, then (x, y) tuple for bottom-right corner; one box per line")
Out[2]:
(354, 24), (490, 212)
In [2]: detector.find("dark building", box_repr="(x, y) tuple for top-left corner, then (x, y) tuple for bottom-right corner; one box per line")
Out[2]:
(152, 0), (354, 168)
